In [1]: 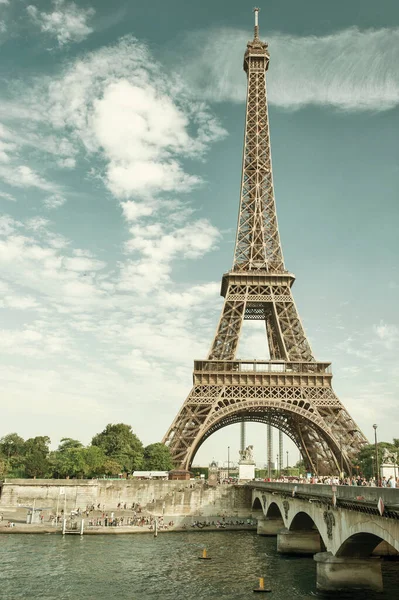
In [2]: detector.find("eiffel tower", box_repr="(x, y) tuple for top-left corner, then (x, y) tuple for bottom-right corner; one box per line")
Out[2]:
(163, 9), (367, 475)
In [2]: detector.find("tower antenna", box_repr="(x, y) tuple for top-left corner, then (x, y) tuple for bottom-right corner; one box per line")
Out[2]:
(254, 7), (260, 39)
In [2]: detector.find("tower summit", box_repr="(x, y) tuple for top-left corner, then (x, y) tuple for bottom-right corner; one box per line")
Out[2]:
(163, 12), (367, 474)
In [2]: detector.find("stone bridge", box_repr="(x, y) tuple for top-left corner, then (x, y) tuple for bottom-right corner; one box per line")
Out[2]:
(249, 482), (399, 592)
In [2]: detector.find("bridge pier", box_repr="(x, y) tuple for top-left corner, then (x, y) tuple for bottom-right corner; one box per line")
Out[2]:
(277, 528), (321, 555)
(257, 517), (284, 536)
(314, 552), (383, 592)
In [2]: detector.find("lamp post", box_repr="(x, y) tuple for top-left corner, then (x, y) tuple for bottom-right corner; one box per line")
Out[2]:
(371, 455), (375, 480)
(286, 450), (289, 471)
(276, 454), (279, 478)
(373, 424), (379, 486)
(227, 446), (230, 479)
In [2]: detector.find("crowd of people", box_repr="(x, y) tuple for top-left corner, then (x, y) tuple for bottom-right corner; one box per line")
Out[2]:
(190, 519), (255, 528)
(258, 475), (397, 487)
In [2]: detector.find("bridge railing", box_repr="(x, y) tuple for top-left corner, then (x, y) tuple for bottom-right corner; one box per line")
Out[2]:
(248, 482), (399, 506)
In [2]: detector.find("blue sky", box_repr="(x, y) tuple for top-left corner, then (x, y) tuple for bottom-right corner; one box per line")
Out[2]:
(0, 0), (398, 467)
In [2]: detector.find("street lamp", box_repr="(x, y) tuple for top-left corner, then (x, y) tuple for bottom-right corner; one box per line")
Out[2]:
(276, 454), (279, 478)
(227, 446), (230, 479)
(286, 450), (289, 470)
(373, 424), (379, 486)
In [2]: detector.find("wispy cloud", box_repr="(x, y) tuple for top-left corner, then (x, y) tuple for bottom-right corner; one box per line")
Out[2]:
(0, 190), (15, 201)
(0, 165), (58, 191)
(373, 320), (398, 349)
(27, 0), (95, 47)
(43, 194), (66, 209)
(182, 27), (399, 111)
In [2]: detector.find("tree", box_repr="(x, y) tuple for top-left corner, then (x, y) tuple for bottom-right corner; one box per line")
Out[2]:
(84, 446), (107, 477)
(23, 436), (51, 478)
(57, 438), (84, 453)
(52, 447), (88, 479)
(24, 451), (50, 478)
(24, 436), (51, 456)
(102, 458), (122, 476)
(354, 441), (398, 479)
(143, 443), (174, 471)
(92, 424), (144, 473)
(0, 433), (25, 459)
(0, 457), (8, 478)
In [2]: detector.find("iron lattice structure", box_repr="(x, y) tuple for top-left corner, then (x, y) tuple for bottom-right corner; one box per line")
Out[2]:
(163, 11), (367, 475)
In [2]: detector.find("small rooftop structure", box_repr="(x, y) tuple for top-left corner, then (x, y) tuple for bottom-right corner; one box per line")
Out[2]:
(132, 471), (169, 480)
(168, 470), (191, 481)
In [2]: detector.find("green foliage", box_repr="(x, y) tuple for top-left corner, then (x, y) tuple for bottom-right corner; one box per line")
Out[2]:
(102, 458), (122, 476)
(84, 446), (107, 476)
(24, 436), (51, 456)
(354, 441), (398, 478)
(143, 443), (174, 471)
(192, 467), (209, 479)
(51, 447), (87, 478)
(0, 433), (25, 458)
(24, 451), (50, 478)
(0, 457), (8, 478)
(294, 459), (305, 471)
(23, 436), (51, 478)
(58, 438), (84, 452)
(0, 424), (177, 479)
(92, 423), (144, 473)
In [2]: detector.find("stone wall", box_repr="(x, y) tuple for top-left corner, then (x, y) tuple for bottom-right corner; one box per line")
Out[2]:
(0, 479), (252, 517)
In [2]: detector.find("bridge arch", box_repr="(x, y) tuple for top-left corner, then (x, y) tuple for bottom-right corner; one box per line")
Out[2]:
(252, 497), (263, 513)
(336, 521), (399, 558)
(289, 511), (318, 531)
(266, 502), (283, 520)
(184, 400), (343, 472)
(337, 532), (383, 558)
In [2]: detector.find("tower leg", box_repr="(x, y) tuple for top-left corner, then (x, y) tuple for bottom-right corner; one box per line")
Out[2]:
(267, 424), (272, 478)
(279, 430), (283, 472)
(240, 420), (246, 453)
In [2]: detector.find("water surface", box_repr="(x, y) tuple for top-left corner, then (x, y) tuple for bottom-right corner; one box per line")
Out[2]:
(0, 532), (397, 599)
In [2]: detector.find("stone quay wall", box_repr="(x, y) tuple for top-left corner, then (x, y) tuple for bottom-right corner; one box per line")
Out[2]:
(0, 479), (252, 518)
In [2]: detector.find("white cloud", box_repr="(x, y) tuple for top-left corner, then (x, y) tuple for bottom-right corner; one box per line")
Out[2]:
(0, 190), (15, 201)
(183, 27), (399, 111)
(121, 201), (154, 221)
(0, 165), (57, 191)
(63, 255), (105, 272)
(373, 321), (398, 349)
(27, 0), (95, 47)
(0, 1), (9, 4)
(38, 38), (226, 200)
(0, 36), (226, 214)
(44, 194), (66, 209)
(0, 214), (20, 235)
(57, 157), (76, 168)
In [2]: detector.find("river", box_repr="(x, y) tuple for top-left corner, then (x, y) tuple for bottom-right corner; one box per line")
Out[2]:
(0, 531), (397, 599)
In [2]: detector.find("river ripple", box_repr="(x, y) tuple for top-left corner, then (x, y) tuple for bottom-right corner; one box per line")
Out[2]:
(0, 531), (397, 599)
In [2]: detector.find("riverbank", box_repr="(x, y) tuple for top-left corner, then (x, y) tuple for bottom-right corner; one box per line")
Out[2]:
(0, 523), (256, 535)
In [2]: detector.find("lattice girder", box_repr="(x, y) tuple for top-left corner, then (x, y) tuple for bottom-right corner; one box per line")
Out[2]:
(162, 14), (367, 474)
(163, 382), (361, 474)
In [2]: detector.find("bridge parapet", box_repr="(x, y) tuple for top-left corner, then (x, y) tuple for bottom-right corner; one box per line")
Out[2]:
(249, 481), (399, 506)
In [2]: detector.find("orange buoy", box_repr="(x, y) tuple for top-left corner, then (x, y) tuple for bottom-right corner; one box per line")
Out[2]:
(198, 548), (212, 560)
(253, 577), (271, 593)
